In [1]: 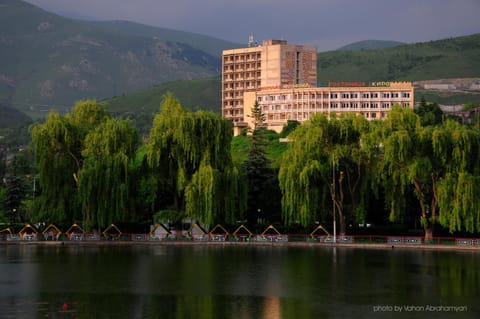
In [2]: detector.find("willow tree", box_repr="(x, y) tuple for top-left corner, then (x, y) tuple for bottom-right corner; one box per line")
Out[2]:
(436, 121), (480, 233)
(78, 118), (138, 229)
(147, 94), (244, 227)
(379, 107), (480, 238)
(279, 113), (371, 234)
(31, 100), (142, 228)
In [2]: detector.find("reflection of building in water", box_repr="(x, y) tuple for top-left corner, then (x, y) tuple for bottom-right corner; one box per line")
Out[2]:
(263, 296), (281, 319)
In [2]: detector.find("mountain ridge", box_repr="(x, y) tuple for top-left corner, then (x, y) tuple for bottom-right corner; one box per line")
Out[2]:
(0, 0), (239, 119)
(337, 39), (405, 51)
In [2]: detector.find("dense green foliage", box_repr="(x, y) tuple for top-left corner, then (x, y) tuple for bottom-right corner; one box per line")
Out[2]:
(31, 100), (138, 229)
(146, 94), (244, 227)
(2, 92), (479, 238)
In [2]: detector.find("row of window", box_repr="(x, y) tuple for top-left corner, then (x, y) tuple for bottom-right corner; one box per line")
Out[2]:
(265, 111), (387, 121)
(257, 92), (411, 101)
(260, 102), (411, 111)
(223, 63), (261, 71)
(223, 53), (261, 62)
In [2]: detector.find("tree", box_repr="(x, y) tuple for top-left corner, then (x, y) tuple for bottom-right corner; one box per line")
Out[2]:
(78, 118), (138, 229)
(3, 174), (26, 223)
(379, 107), (480, 238)
(242, 100), (279, 224)
(147, 94), (244, 227)
(415, 97), (443, 126)
(31, 100), (138, 229)
(279, 113), (371, 234)
(436, 121), (480, 233)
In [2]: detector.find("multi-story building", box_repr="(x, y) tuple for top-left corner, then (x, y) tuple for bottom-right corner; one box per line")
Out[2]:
(222, 39), (317, 134)
(222, 39), (414, 134)
(244, 81), (414, 132)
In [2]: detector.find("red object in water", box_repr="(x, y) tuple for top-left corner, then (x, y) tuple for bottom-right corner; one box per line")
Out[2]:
(62, 303), (68, 311)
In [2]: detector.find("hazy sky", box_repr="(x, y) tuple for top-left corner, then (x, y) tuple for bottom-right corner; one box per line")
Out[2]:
(24, 0), (480, 51)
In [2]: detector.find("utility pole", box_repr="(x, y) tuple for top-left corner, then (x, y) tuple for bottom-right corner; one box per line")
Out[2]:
(332, 154), (336, 243)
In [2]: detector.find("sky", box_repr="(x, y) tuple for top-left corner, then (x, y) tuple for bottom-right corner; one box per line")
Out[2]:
(23, 0), (480, 51)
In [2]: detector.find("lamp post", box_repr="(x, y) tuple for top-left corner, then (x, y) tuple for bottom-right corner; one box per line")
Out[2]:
(332, 154), (336, 244)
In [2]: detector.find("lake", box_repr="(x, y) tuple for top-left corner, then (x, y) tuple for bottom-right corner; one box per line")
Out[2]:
(0, 244), (478, 318)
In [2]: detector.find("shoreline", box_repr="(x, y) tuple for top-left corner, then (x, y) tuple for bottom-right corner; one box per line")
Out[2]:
(2, 240), (480, 252)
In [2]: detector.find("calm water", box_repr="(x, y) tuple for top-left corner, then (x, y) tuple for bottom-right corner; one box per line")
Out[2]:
(0, 244), (478, 318)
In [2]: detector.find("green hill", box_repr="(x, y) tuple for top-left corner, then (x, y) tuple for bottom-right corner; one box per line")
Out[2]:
(0, 0), (238, 119)
(0, 104), (31, 128)
(103, 77), (221, 135)
(104, 34), (480, 131)
(317, 33), (480, 84)
(337, 40), (405, 51)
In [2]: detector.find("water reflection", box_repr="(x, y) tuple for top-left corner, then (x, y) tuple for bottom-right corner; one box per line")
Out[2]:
(0, 245), (479, 318)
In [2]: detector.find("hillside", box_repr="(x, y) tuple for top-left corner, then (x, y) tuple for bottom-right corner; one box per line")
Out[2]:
(103, 77), (221, 134)
(91, 20), (238, 58)
(0, 104), (31, 128)
(317, 33), (480, 85)
(337, 40), (405, 51)
(0, 0), (238, 119)
(104, 34), (480, 131)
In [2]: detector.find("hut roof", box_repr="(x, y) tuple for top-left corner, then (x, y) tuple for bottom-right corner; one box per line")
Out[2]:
(233, 224), (252, 237)
(189, 223), (207, 236)
(209, 224), (229, 235)
(66, 223), (85, 235)
(149, 223), (171, 236)
(261, 225), (281, 236)
(0, 227), (12, 235)
(102, 224), (122, 236)
(19, 224), (38, 236)
(42, 224), (62, 235)
(310, 224), (330, 237)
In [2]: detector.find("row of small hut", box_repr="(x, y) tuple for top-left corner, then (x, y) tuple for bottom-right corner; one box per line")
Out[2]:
(0, 223), (330, 242)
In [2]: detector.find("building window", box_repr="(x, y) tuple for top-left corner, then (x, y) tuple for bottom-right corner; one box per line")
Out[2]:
(402, 92), (411, 98)
(330, 93), (338, 99)
(342, 93), (349, 99)
(362, 93), (370, 98)
(382, 93), (390, 98)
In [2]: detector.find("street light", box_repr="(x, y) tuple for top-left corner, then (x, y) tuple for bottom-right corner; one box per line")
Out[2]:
(332, 155), (336, 244)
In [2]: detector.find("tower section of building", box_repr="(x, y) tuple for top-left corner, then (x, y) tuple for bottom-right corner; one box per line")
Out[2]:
(222, 39), (317, 135)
